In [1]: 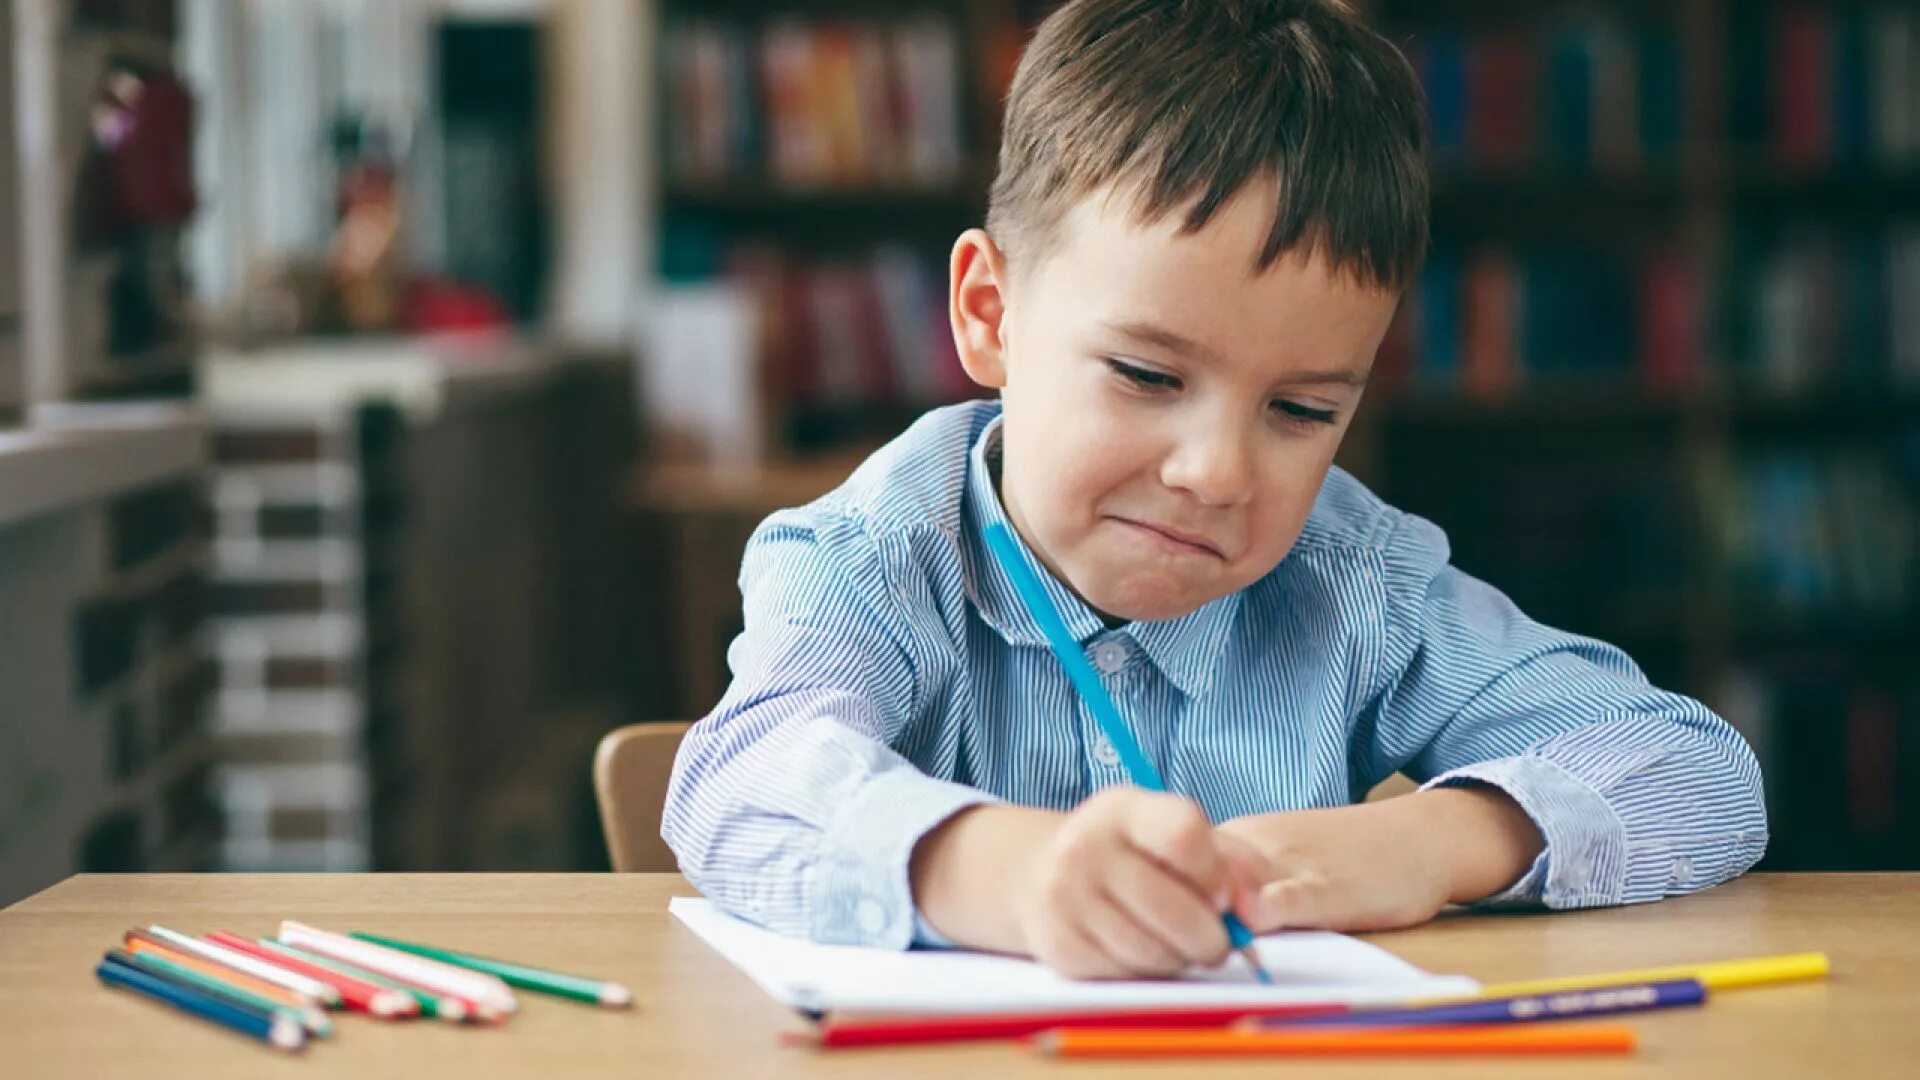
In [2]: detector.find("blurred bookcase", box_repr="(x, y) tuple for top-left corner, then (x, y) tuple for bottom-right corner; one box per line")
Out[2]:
(633, 0), (1045, 718)
(1364, 0), (1920, 870)
(652, 0), (1055, 454)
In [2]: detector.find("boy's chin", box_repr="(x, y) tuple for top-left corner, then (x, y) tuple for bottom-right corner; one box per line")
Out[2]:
(1078, 572), (1223, 625)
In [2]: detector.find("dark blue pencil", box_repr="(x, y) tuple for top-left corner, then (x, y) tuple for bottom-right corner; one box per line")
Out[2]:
(97, 953), (307, 1052)
(983, 521), (1273, 985)
(1248, 978), (1707, 1029)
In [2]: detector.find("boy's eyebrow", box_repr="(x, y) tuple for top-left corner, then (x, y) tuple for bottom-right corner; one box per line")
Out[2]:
(1100, 318), (1371, 387)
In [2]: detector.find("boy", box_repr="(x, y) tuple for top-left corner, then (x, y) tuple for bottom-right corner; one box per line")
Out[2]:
(663, 0), (1766, 980)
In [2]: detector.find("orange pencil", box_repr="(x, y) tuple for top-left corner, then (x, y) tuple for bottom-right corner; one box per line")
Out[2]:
(1033, 1024), (1637, 1058)
(122, 932), (332, 1035)
(124, 932), (322, 1012)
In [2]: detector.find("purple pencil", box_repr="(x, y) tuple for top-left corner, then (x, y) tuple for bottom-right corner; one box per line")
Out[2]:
(1246, 978), (1707, 1030)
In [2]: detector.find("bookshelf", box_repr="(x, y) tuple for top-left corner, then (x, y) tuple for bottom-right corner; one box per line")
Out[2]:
(1364, 0), (1920, 871)
(652, 0), (1033, 453)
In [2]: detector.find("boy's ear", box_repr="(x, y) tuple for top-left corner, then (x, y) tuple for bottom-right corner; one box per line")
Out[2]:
(949, 228), (1012, 390)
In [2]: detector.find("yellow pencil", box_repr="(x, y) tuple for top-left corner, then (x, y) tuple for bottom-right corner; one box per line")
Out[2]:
(1423, 952), (1829, 1003)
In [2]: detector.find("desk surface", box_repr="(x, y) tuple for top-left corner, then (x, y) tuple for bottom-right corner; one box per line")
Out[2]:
(1, 873), (1914, 1078)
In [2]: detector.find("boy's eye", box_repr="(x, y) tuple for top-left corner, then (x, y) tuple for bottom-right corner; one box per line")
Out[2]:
(1273, 399), (1338, 426)
(1106, 357), (1181, 391)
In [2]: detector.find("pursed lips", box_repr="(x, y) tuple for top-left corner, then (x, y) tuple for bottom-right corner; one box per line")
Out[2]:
(1111, 516), (1229, 560)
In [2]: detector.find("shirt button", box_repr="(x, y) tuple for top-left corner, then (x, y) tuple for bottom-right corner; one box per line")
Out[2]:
(1092, 641), (1127, 673)
(855, 898), (888, 937)
(1092, 737), (1122, 767)
(1671, 856), (1693, 885)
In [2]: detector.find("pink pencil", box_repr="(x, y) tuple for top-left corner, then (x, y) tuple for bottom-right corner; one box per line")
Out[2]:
(206, 931), (418, 1018)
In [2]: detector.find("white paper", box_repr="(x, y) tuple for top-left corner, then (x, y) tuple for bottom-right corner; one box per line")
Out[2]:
(670, 897), (1477, 1014)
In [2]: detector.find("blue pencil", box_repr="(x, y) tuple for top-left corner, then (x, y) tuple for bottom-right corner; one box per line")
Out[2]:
(982, 521), (1273, 985)
(96, 953), (307, 1052)
(1248, 978), (1708, 1029)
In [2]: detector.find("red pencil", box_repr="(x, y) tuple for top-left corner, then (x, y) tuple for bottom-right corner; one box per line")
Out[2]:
(206, 931), (418, 1019)
(797, 1002), (1350, 1049)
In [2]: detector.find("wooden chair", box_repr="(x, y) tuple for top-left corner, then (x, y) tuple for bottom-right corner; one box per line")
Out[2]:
(593, 721), (694, 873)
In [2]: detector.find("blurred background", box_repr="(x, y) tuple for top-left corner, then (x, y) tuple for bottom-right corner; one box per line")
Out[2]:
(1, 0), (1916, 906)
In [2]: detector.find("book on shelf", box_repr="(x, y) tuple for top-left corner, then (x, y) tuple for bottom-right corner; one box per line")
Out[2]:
(1387, 224), (1920, 397)
(660, 244), (971, 449)
(1730, 226), (1920, 390)
(1406, 16), (1687, 176)
(1697, 446), (1917, 620)
(1737, 6), (1920, 169)
(1384, 242), (1701, 395)
(664, 15), (965, 191)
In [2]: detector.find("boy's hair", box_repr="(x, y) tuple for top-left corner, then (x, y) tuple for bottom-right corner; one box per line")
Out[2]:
(988, 0), (1428, 291)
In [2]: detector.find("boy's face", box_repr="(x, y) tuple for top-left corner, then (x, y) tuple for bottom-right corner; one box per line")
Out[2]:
(951, 182), (1400, 623)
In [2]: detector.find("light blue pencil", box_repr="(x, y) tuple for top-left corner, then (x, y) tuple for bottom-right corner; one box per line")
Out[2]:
(983, 521), (1274, 985)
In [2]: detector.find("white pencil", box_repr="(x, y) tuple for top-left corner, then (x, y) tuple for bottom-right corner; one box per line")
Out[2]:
(145, 925), (342, 1008)
(278, 921), (516, 1014)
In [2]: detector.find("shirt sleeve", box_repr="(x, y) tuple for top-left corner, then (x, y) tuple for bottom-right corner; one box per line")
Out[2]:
(660, 507), (996, 949)
(1351, 510), (1769, 909)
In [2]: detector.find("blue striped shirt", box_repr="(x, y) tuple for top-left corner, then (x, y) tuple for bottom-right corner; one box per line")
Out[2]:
(663, 401), (1767, 949)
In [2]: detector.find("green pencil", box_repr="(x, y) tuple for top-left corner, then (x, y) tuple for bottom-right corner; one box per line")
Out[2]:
(113, 948), (333, 1037)
(264, 941), (469, 1024)
(350, 932), (633, 1008)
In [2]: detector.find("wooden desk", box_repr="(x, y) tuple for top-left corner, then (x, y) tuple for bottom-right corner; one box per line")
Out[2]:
(1, 873), (1914, 1078)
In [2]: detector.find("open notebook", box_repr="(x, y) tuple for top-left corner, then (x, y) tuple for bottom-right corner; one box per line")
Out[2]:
(670, 897), (1477, 1014)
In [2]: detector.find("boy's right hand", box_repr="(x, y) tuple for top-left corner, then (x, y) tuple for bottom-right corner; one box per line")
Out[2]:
(912, 788), (1257, 979)
(1020, 787), (1252, 979)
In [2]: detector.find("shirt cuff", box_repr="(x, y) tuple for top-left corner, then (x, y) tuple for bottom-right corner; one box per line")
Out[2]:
(911, 911), (956, 950)
(1421, 755), (1628, 909)
(807, 765), (998, 948)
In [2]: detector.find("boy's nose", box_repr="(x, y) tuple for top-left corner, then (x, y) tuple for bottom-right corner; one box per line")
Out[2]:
(1161, 425), (1254, 508)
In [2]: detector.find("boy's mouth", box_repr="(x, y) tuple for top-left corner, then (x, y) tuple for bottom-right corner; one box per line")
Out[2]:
(1109, 516), (1227, 560)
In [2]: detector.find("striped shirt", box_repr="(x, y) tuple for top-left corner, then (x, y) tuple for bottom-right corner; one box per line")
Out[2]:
(663, 400), (1768, 949)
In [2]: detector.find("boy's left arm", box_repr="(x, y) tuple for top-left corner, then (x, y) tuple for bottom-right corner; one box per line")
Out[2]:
(1223, 511), (1768, 931)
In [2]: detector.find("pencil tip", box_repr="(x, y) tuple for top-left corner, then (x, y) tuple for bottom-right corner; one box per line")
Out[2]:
(1240, 945), (1274, 984)
(269, 1017), (308, 1051)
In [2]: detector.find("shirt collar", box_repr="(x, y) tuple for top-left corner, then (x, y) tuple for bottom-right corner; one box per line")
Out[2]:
(961, 410), (1241, 700)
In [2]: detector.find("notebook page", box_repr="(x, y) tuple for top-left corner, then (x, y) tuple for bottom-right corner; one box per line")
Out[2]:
(670, 897), (1477, 1014)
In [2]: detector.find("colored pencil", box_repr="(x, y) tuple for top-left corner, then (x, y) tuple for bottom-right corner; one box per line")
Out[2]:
(146, 924), (343, 1007)
(982, 521), (1272, 985)
(1441, 952), (1830, 1002)
(279, 923), (514, 1022)
(281, 920), (515, 1011)
(111, 948), (332, 1038)
(268, 942), (472, 1023)
(1033, 1024), (1638, 1058)
(802, 1002), (1349, 1049)
(124, 932), (331, 1033)
(349, 931), (632, 1008)
(97, 954), (306, 1052)
(206, 932), (417, 1018)
(1248, 979), (1706, 1030)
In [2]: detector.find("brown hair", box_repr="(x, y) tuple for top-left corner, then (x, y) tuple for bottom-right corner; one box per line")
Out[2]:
(987, 0), (1428, 290)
